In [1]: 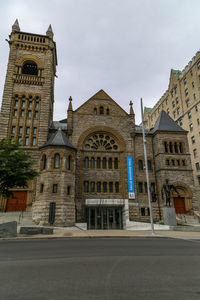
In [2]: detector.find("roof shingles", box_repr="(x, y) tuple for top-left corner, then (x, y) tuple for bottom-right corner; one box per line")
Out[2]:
(152, 110), (186, 133)
(40, 128), (76, 150)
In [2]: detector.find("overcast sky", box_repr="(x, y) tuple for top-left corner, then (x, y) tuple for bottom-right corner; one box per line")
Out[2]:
(0, 0), (200, 124)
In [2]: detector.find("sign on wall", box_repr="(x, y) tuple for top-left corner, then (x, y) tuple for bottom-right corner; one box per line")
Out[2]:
(126, 156), (135, 199)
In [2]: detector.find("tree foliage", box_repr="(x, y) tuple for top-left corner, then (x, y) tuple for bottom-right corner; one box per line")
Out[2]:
(0, 138), (38, 198)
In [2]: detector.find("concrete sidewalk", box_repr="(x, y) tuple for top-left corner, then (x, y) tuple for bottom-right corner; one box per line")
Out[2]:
(14, 227), (200, 241)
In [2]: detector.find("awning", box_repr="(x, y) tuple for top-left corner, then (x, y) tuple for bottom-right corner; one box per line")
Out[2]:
(85, 199), (126, 206)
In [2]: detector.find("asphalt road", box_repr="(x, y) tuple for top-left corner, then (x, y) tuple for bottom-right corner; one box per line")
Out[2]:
(0, 238), (200, 300)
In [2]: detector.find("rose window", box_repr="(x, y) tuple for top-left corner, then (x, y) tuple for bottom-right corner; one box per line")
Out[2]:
(84, 133), (119, 151)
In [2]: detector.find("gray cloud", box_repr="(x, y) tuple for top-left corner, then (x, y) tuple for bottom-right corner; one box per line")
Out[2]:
(0, 0), (200, 123)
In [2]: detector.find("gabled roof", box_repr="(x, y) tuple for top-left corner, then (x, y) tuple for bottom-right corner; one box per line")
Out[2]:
(40, 128), (76, 150)
(74, 89), (128, 116)
(152, 110), (186, 133)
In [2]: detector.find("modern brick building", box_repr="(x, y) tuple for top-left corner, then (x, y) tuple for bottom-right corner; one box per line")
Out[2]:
(0, 21), (199, 229)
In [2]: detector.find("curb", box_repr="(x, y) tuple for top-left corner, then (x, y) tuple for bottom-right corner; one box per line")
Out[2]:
(0, 234), (173, 241)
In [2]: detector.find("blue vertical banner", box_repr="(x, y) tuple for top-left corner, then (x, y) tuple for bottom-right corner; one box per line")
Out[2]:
(126, 156), (135, 199)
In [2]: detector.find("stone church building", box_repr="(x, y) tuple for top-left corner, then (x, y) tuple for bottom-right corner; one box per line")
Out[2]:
(0, 20), (198, 229)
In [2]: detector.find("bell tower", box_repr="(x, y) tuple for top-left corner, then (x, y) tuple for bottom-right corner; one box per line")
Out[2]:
(0, 20), (57, 149)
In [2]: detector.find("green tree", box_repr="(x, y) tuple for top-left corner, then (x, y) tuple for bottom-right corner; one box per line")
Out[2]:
(0, 138), (38, 198)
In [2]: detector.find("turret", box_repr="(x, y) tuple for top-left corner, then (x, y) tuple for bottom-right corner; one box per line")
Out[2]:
(12, 19), (20, 32)
(46, 24), (54, 39)
(129, 100), (135, 136)
(129, 100), (134, 116)
(33, 128), (76, 226)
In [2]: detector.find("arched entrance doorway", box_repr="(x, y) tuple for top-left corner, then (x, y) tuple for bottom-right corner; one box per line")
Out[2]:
(172, 184), (193, 214)
(77, 127), (127, 228)
(173, 197), (186, 214)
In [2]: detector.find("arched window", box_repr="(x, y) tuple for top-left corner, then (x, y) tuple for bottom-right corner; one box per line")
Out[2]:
(67, 155), (71, 170)
(138, 160), (143, 170)
(84, 133), (119, 151)
(97, 157), (101, 168)
(115, 182), (119, 193)
(53, 184), (58, 193)
(84, 157), (89, 168)
(42, 154), (47, 170)
(97, 182), (101, 192)
(91, 157), (95, 168)
(109, 182), (113, 193)
(106, 108), (110, 115)
(100, 106), (104, 115)
(93, 108), (97, 115)
(22, 61), (38, 75)
(54, 153), (60, 169)
(174, 142), (178, 153)
(179, 142), (183, 153)
(164, 142), (168, 153)
(67, 186), (71, 195)
(84, 181), (89, 193)
(90, 182), (95, 192)
(108, 158), (112, 169)
(169, 142), (173, 153)
(40, 184), (44, 193)
(102, 157), (106, 169)
(114, 158), (118, 169)
(103, 182), (107, 192)
(147, 160), (152, 170)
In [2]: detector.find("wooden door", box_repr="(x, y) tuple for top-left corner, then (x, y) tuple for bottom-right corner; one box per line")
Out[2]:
(6, 191), (27, 212)
(173, 197), (186, 214)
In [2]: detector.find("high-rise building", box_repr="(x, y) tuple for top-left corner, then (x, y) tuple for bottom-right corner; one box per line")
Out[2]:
(144, 51), (200, 196)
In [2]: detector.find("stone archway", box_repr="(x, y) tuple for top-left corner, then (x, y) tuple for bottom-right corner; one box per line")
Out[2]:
(15, 54), (44, 69)
(172, 182), (193, 214)
(77, 125), (126, 151)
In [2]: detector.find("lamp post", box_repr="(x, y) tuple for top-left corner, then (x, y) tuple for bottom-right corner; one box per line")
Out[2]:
(140, 98), (155, 235)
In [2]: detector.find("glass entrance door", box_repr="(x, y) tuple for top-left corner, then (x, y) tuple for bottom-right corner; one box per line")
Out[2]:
(87, 207), (123, 230)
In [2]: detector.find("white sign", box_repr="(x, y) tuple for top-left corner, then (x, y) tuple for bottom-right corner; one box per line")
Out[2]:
(129, 192), (135, 199)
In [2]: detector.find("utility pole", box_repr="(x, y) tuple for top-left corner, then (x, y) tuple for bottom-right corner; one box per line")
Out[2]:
(141, 98), (155, 235)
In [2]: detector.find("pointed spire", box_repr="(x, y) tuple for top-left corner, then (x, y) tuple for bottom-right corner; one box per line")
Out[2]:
(46, 24), (54, 39)
(129, 100), (134, 116)
(67, 96), (73, 111)
(12, 19), (20, 32)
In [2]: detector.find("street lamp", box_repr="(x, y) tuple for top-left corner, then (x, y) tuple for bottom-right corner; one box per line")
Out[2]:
(140, 98), (155, 235)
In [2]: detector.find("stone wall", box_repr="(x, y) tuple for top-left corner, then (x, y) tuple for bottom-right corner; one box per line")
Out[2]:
(153, 131), (198, 210)
(32, 147), (76, 226)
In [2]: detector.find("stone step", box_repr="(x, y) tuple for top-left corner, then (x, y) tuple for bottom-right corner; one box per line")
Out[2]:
(176, 214), (200, 225)
(0, 211), (34, 226)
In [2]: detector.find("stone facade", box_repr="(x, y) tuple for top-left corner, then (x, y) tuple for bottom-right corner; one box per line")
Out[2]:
(0, 21), (199, 228)
(144, 52), (200, 194)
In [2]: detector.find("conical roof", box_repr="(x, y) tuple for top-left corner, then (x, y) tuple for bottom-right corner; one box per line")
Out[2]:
(152, 110), (186, 133)
(40, 128), (76, 150)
